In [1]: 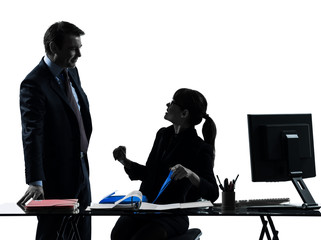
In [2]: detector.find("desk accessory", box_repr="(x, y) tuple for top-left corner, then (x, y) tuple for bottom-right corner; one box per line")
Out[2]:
(217, 175), (238, 213)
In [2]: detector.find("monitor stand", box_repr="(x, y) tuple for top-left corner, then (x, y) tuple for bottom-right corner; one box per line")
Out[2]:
(290, 172), (319, 209)
(285, 132), (319, 209)
(284, 132), (320, 209)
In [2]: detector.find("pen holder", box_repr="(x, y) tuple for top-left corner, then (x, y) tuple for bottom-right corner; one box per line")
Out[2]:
(222, 191), (235, 213)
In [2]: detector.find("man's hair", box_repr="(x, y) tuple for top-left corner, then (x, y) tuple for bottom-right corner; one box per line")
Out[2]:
(44, 21), (85, 55)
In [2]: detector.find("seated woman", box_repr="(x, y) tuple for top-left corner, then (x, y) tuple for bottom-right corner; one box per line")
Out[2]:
(111, 88), (219, 240)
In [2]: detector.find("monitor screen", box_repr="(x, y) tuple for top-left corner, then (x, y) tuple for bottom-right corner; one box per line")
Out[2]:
(248, 114), (316, 182)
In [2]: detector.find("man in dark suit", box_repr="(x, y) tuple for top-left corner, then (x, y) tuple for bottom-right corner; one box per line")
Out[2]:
(18, 21), (92, 240)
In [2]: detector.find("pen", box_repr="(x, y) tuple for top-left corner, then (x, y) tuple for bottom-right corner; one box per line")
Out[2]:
(224, 178), (228, 192)
(233, 174), (239, 184)
(216, 175), (225, 191)
(229, 181), (234, 191)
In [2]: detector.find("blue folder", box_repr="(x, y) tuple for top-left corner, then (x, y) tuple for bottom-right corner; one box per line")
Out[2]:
(99, 170), (173, 204)
(99, 192), (147, 204)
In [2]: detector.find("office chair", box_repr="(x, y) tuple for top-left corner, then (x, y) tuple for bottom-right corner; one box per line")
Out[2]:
(169, 228), (202, 240)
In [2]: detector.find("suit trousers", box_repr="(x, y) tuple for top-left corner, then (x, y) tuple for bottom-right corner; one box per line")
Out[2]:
(36, 155), (91, 240)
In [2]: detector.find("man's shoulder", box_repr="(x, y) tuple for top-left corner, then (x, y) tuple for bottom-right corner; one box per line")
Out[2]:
(22, 59), (51, 83)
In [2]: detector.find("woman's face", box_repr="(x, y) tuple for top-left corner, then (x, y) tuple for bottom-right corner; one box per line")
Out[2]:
(164, 100), (184, 124)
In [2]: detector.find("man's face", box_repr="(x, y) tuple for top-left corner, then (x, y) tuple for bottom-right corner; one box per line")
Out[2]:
(53, 34), (82, 68)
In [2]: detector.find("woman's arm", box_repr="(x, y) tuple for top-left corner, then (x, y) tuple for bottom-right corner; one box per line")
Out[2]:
(170, 144), (219, 202)
(112, 145), (148, 181)
(113, 146), (133, 169)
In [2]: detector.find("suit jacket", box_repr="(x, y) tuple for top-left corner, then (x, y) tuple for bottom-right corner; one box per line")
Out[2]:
(20, 58), (92, 203)
(125, 126), (219, 204)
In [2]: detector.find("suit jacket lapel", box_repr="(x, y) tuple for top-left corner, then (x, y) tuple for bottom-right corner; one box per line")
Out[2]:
(49, 77), (68, 100)
(48, 75), (78, 116)
(67, 70), (92, 139)
(38, 60), (70, 106)
(68, 71), (89, 110)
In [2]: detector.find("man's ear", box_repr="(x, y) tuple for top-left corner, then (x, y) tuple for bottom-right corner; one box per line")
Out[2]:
(49, 41), (58, 54)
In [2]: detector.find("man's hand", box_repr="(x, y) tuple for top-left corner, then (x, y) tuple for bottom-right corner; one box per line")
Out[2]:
(17, 185), (44, 206)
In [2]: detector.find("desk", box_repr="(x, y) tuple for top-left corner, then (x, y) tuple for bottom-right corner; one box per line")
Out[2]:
(1, 203), (320, 240)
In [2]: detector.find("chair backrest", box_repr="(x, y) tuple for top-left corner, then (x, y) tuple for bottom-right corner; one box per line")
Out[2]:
(168, 228), (202, 240)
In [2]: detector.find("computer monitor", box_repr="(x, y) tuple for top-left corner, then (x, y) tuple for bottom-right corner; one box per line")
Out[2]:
(248, 114), (318, 209)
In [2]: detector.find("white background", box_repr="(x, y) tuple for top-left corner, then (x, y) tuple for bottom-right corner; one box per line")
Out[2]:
(1, 1), (321, 239)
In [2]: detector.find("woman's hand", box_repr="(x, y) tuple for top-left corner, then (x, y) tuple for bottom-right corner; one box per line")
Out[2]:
(113, 146), (127, 162)
(113, 146), (132, 168)
(170, 164), (200, 187)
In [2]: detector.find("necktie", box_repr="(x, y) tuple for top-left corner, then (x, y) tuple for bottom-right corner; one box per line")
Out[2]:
(63, 69), (89, 153)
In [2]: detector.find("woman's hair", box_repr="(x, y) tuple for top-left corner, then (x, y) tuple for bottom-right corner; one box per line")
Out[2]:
(173, 88), (217, 151)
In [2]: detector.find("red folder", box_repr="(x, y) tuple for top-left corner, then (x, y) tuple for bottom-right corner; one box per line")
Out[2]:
(25, 199), (79, 212)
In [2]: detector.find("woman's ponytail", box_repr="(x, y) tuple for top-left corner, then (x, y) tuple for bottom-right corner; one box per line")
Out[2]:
(202, 114), (217, 162)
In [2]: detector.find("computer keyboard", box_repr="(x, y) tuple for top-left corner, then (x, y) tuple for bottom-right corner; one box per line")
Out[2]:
(236, 198), (290, 207)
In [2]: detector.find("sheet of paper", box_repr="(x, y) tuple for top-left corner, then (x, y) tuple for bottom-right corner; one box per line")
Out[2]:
(139, 202), (181, 210)
(180, 201), (213, 209)
(114, 190), (142, 205)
